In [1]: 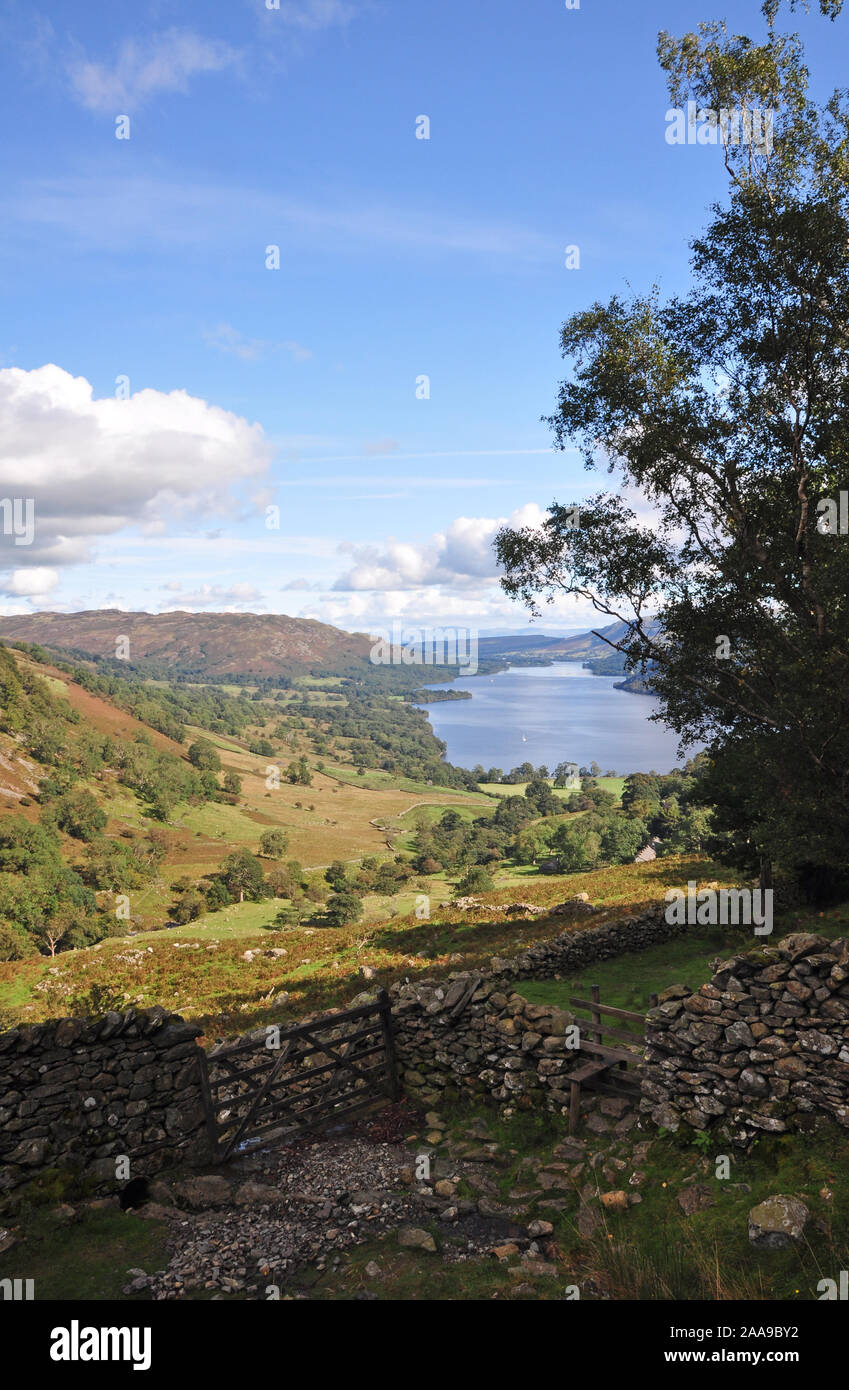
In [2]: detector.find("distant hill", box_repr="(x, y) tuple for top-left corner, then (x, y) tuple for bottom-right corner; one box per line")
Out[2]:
(0, 610), (375, 681)
(480, 620), (662, 693)
(480, 620), (644, 664)
(0, 610), (661, 687)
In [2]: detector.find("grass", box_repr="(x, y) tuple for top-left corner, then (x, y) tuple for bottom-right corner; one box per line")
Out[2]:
(478, 777), (624, 803)
(297, 1095), (849, 1302)
(571, 1125), (849, 1301)
(0, 1204), (172, 1300)
(515, 923), (768, 1037)
(516, 900), (849, 1025)
(0, 855), (726, 1037)
(5, 844), (823, 1042)
(323, 764), (492, 801)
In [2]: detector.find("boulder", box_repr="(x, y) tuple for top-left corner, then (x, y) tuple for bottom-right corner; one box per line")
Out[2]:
(173, 1174), (232, 1209)
(748, 1195), (809, 1249)
(398, 1226), (437, 1253)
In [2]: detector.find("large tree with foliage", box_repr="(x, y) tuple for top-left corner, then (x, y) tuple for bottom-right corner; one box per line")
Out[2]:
(495, 0), (849, 894)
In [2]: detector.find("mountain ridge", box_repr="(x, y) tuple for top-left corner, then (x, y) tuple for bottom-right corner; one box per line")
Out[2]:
(0, 609), (375, 679)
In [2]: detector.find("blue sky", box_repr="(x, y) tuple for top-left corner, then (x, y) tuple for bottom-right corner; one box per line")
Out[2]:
(0, 0), (845, 635)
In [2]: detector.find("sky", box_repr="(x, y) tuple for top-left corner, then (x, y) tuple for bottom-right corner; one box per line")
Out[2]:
(0, 0), (846, 637)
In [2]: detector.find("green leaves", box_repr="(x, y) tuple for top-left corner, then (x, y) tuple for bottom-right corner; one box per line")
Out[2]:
(495, 9), (849, 884)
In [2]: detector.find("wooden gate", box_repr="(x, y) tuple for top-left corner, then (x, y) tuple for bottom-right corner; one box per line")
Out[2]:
(197, 990), (399, 1163)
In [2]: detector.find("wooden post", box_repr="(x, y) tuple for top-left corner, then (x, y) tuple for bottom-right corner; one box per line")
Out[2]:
(569, 1080), (580, 1136)
(378, 989), (399, 1102)
(195, 1045), (220, 1165)
(591, 984), (603, 1047)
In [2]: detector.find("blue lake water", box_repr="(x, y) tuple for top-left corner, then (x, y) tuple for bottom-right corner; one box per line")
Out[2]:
(417, 661), (698, 775)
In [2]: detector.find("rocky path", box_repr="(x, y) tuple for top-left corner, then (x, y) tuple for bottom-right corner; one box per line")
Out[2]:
(121, 1100), (589, 1299)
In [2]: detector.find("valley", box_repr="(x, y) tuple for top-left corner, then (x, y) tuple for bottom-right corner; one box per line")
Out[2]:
(1, 611), (847, 1317)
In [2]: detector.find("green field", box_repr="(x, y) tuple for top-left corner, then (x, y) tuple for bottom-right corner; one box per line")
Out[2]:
(479, 776), (625, 802)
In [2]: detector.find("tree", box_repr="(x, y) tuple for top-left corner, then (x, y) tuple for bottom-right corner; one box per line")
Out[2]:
(456, 864), (495, 895)
(204, 878), (231, 911)
(600, 816), (649, 865)
(549, 819), (603, 873)
(259, 828), (288, 859)
(494, 2), (849, 892)
(221, 849), (265, 903)
(272, 902), (305, 930)
(222, 771), (242, 795)
(325, 891), (363, 927)
(374, 861), (404, 896)
(325, 859), (349, 892)
(34, 911), (75, 958)
(622, 774), (662, 821)
(46, 789), (107, 842)
(524, 778), (562, 817)
(170, 884), (205, 924)
(188, 738), (221, 773)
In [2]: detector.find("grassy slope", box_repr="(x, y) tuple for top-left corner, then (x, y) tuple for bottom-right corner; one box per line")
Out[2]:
(0, 855), (745, 1039)
(5, 655), (849, 1305)
(0, 653), (491, 914)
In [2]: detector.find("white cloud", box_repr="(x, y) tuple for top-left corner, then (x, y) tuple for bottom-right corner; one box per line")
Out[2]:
(333, 503), (548, 591)
(1, 567), (59, 597)
(10, 176), (557, 267)
(0, 364), (272, 570)
(157, 582), (265, 611)
(69, 29), (241, 112)
(294, 584), (600, 634)
(363, 438), (401, 457)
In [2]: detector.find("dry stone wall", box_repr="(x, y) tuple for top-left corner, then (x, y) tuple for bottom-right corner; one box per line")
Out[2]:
(388, 901), (674, 1110)
(642, 932), (849, 1141)
(8, 902), (832, 1198)
(0, 900), (678, 1196)
(0, 1005), (207, 1198)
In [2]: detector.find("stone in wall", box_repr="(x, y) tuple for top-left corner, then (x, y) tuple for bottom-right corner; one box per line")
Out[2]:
(0, 1006), (207, 1200)
(641, 933), (849, 1142)
(385, 901), (674, 1115)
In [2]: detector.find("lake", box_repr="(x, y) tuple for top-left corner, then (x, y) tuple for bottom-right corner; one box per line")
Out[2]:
(417, 661), (697, 775)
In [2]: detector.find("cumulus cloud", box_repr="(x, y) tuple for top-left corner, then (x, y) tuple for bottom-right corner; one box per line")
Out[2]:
(69, 29), (242, 112)
(333, 503), (548, 591)
(1, 567), (59, 597)
(0, 364), (272, 575)
(294, 584), (600, 634)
